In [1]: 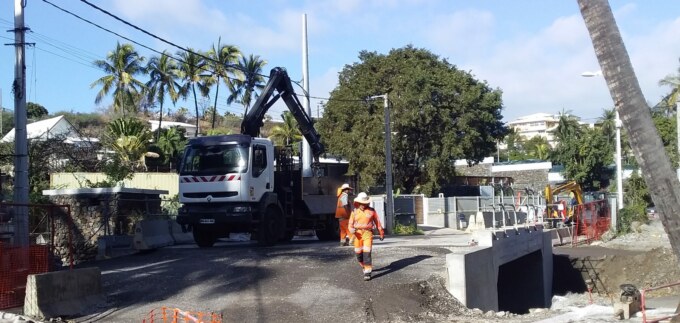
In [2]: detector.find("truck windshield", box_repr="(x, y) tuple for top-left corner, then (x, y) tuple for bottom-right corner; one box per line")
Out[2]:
(180, 144), (249, 175)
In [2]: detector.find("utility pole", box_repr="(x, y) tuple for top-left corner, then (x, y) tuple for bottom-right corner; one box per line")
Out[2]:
(300, 14), (312, 177)
(370, 94), (393, 234)
(615, 111), (624, 210)
(12, 0), (29, 247)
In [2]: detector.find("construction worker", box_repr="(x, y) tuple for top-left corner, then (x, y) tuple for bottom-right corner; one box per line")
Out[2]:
(335, 183), (353, 246)
(348, 192), (384, 281)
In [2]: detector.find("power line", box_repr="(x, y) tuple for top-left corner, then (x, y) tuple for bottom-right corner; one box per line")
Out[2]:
(41, 0), (366, 110)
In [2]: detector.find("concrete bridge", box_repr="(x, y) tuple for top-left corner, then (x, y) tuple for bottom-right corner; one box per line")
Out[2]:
(445, 224), (553, 313)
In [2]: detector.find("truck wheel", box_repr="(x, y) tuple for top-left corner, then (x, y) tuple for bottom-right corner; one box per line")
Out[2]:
(315, 217), (339, 241)
(258, 206), (283, 246)
(193, 227), (216, 248)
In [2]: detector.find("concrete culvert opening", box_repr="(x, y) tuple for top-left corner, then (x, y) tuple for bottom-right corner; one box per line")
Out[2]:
(552, 254), (588, 295)
(497, 250), (545, 314)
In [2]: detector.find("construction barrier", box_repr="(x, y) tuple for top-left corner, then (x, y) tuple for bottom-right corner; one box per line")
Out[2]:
(641, 281), (680, 323)
(143, 307), (223, 323)
(169, 221), (193, 244)
(0, 203), (73, 310)
(572, 200), (611, 246)
(23, 267), (105, 320)
(133, 219), (175, 250)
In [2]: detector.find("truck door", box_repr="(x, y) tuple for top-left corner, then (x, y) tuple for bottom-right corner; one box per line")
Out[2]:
(249, 143), (273, 201)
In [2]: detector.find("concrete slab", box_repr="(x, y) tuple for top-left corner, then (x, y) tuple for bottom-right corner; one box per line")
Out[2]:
(24, 267), (105, 320)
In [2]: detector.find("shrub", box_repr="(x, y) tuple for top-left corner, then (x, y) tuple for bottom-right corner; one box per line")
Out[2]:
(392, 222), (424, 235)
(618, 203), (648, 234)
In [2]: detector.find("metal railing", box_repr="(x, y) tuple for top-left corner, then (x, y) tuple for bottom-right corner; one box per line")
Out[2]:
(641, 281), (680, 323)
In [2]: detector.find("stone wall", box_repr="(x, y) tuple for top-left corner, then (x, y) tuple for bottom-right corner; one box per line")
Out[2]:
(456, 164), (549, 192)
(45, 191), (164, 265)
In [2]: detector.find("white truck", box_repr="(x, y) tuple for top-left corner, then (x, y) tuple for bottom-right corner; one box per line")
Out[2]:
(176, 67), (352, 247)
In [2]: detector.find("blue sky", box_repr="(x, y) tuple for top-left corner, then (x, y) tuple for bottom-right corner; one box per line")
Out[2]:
(1, 0), (679, 123)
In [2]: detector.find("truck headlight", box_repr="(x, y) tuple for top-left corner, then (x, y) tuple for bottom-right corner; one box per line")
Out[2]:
(232, 206), (251, 213)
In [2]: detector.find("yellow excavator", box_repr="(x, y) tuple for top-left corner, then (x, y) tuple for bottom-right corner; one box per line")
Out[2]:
(545, 181), (584, 223)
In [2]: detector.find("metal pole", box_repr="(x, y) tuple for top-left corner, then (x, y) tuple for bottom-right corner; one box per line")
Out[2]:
(13, 0), (29, 247)
(301, 13), (312, 177)
(615, 111), (624, 210)
(383, 94), (394, 234)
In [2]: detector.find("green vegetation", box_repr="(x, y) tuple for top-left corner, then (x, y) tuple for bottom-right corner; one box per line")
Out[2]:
(319, 46), (508, 196)
(617, 171), (652, 234)
(392, 222), (424, 235)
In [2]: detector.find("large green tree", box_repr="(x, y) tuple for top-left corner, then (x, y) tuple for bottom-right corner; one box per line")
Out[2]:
(91, 42), (146, 116)
(579, 0), (680, 271)
(146, 51), (182, 142)
(319, 46), (507, 195)
(27, 102), (48, 119)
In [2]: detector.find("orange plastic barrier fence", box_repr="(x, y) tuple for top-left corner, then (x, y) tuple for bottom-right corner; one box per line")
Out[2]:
(143, 307), (223, 323)
(0, 244), (51, 309)
(0, 203), (73, 309)
(572, 200), (611, 246)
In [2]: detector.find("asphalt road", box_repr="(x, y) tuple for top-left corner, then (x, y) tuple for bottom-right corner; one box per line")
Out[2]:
(78, 234), (467, 323)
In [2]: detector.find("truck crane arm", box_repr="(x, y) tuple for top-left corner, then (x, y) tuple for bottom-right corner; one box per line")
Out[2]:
(240, 67), (325, 161)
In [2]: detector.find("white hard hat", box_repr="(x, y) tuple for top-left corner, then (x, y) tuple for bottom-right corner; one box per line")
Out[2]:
(340, 183), (352, 191)
(353, 192), (370, 205)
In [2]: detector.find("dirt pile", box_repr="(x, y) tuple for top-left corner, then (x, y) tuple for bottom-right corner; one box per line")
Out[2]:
(596, 247), (680, 297)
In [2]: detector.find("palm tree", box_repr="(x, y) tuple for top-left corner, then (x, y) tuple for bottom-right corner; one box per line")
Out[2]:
(228, 54), (267, 115)
(554, 110), (582, 143)
(659, 59), (680, 115)
(105, 118), (155, 170)
(269, 111), (302, 145)
(91, 42), (146, 116)
(598, 108), (617, 143)
(146, 51), (182, 142)
(177, 49), (210, 137)
(579, 0), (680, 262)
(206, 39), (241, 129)
(157, 126), (185, 167)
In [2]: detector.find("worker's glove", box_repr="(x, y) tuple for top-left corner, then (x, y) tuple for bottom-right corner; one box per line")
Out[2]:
(349, 228), (356, 234)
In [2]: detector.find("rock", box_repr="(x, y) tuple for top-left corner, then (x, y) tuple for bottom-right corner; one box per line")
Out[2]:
(631, 221), (642, 233)
(471, 308), (484, 315)
(485, 310), (495, 317)
(495, 311), (506, 317)
(530, 308), (546, 314)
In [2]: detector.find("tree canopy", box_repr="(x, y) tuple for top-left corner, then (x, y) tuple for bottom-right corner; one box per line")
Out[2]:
(318, 46), (507, 196)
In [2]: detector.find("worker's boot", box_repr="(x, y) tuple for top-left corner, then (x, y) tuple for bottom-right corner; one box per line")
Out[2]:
(363, 273), (371, 281)
(344, 237), (350, 246)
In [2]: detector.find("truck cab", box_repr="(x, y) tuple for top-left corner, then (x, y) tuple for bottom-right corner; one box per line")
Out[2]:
(178, 135), (275, 204)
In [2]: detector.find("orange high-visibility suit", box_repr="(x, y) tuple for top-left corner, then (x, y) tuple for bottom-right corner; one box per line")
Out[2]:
(335, 188), (351, 245)
(348, 206), (384, 277)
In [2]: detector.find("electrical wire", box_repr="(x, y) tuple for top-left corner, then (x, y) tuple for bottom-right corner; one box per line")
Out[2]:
(34, 0), (369, 115)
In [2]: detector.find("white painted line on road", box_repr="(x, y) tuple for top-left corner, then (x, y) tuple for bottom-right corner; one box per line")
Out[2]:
(102, 259), (179, 275)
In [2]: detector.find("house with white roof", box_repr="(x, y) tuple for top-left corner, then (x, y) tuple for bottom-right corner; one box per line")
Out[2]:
(148, 120), (198, 137)
(1, 115), (95, 143)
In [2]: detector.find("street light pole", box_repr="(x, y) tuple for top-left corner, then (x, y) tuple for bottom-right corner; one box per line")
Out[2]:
(615, 111), (624, 210)
(370, 94), (393, 234)
(582, 70), (624, 210)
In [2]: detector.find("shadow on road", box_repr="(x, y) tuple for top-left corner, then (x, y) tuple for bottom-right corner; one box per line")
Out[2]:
(371, 255), (432, 280)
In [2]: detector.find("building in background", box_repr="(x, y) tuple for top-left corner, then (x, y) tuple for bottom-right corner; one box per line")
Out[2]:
(506, 113), (561, 147)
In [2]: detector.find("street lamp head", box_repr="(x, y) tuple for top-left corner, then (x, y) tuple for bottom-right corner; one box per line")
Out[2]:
(581, 70), (603, 77)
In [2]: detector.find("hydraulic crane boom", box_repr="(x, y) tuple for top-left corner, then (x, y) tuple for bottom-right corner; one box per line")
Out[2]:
(240, 67), (324, 161)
